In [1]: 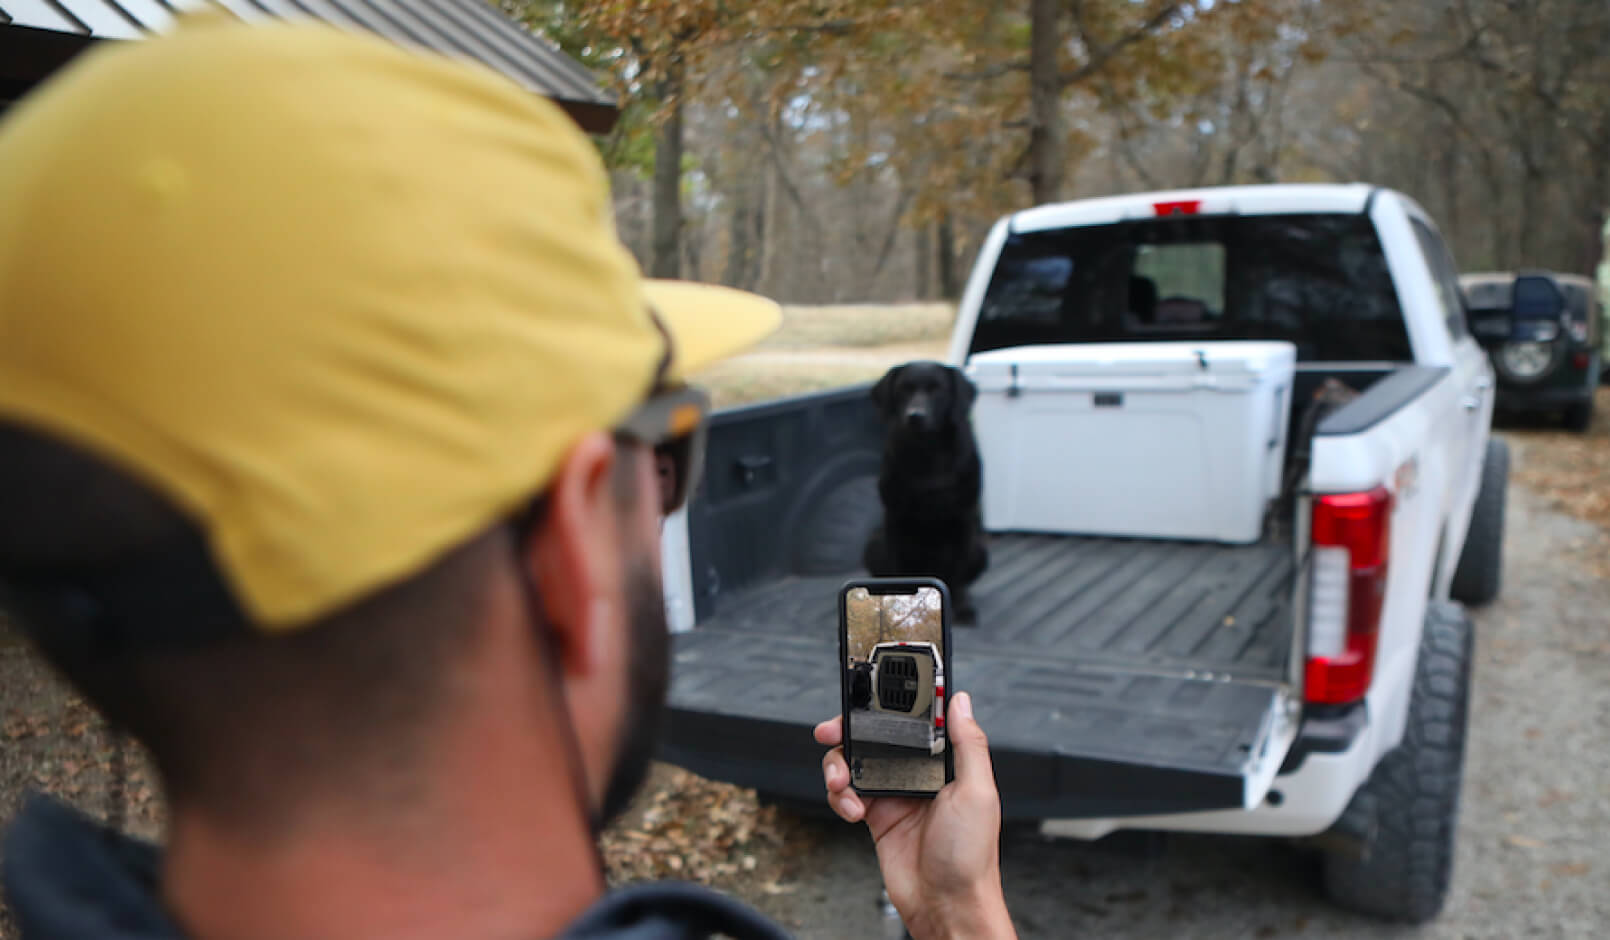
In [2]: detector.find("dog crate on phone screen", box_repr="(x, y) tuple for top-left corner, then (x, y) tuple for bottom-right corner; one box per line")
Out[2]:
(967, 341), (1296, 543)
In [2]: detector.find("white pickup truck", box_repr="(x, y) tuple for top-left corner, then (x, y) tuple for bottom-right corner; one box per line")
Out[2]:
(659, 183), (1506, 922)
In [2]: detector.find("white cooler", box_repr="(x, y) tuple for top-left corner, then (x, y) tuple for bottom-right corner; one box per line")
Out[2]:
(966, 341), (1296, 544)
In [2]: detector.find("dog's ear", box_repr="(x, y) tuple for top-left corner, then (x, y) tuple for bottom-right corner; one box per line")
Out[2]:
(949, 367), (978, 423)
(871, 365), (904, 416)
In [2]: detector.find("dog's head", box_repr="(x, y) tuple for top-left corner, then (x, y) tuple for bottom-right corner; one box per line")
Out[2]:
(871, 361), (977, 436)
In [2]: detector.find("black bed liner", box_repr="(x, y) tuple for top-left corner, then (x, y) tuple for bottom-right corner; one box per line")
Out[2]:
(663, 532), (1299, 820)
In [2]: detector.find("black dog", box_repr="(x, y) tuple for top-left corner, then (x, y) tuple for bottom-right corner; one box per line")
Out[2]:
(863, 361), (989, 624)
(848, 662), (874, 710)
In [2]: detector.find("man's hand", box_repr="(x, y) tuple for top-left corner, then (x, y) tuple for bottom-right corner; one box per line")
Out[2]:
(815, 692), (1016, 940)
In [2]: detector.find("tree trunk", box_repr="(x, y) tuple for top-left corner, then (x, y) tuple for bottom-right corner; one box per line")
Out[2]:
(682, 218), (702, 281)
(651, 62), (685, 280)
(722, 172), (751, 288)
(936, 211), (960, 300)
(757, 121), (780, 294)
(747, 177), (766, 292)
(915, 222), (933, 300)
(1026, 0), (1063, 205)
(1439, 120), (1459, 261)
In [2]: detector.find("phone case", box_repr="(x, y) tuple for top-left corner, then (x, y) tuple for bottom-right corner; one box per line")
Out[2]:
(838, 576), (955, 798)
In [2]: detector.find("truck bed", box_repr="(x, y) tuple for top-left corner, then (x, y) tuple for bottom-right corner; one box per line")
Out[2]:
(662, 385), (1306, 820)
(665, 531), (1298, 819)
(689, 532), (1293, 680)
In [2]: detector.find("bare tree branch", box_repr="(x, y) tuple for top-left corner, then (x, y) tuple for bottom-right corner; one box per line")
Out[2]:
(1062, 1), (1184, 87)
(869, 185), (917, 285)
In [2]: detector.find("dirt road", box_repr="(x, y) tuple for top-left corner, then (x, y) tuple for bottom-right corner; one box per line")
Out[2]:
(738, 476), (1610, 938)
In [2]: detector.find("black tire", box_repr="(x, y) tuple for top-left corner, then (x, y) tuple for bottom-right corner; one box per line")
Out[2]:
(1322, 601), (1474, 923)
(1450, 438), (1508, 606)
(1563, 399), (1593, 432)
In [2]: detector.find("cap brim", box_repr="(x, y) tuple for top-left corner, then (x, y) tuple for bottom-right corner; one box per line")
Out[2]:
(642, 280), (782, 382)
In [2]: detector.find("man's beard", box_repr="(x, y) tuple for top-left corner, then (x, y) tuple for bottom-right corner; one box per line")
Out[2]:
(595, 554), (670, 829)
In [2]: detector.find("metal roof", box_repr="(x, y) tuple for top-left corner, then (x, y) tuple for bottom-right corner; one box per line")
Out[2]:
(0, 0), (617, 131)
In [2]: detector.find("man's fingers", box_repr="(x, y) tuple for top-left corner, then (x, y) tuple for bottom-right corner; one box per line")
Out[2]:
(818, 715), (865, 821)
(813, 715), (843, 746)
(947, 691), (998, 793)
(830, 786), (866, 823)
(822, 746), (851, 794)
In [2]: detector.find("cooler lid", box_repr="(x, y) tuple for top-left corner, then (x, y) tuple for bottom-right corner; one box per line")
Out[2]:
(966, 341), (1296, 379)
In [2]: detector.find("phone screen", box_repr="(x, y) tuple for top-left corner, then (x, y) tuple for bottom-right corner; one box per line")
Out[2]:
(839, 578), (954, 797)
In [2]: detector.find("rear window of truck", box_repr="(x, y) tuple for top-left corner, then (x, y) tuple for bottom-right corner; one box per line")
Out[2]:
(970, 213), (1412, 362)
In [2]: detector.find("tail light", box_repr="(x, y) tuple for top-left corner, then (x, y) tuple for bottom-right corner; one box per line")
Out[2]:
(933, 682), (946, 730)
(1572, 350), (1590, 371)
(1305, 486), (1392, 704)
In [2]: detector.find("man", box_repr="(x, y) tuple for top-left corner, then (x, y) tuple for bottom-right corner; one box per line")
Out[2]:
(0, 16), (1017, 940)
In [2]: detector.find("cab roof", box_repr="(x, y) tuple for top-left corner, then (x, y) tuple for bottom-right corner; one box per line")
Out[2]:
(1009, 183), (1380, 234)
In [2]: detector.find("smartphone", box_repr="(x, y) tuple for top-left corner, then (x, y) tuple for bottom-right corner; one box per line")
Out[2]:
(839, 577), (954, 797)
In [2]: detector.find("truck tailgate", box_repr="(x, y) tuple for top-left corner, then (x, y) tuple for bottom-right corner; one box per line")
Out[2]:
(663, 533), (1300, 820)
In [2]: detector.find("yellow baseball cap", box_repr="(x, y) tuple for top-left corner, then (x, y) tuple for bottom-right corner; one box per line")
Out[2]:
(0, 17), (780, 630)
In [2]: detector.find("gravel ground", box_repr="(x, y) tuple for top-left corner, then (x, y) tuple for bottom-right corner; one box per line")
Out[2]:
(738, 469), (1610, 939)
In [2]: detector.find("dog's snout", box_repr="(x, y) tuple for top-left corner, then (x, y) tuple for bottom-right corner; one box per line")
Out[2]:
(904, 408), (928, 430)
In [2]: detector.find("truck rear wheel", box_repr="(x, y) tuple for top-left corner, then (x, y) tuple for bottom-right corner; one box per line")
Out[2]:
(1322, 601), (1473, 923)
(1450, 438), (1508, 606)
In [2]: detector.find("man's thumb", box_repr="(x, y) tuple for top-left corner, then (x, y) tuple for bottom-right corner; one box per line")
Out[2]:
(947, 691), (995, 788)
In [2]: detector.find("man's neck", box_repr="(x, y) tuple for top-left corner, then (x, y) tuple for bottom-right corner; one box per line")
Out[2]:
(161, 712), (605, 939)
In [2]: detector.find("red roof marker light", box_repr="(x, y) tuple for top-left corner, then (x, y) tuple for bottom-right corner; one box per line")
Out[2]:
(1154, 200), (1201, 216)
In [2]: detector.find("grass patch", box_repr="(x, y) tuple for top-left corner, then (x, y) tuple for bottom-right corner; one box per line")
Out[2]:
(691, 303), (957, 408)
(692, 360), (886, 409)
(759, 303), (955, 350)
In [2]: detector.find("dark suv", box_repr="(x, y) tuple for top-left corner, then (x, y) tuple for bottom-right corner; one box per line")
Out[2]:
(1460, 270), (1602, 431)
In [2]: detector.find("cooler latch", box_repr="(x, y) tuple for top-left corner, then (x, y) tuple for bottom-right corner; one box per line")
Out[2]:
(1007, 363), (1022, 398)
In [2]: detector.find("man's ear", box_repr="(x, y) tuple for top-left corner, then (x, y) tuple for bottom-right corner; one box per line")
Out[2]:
(949, 367), (977, 423)
(524, 431), (620, 677)
(871, 365), (903, 417)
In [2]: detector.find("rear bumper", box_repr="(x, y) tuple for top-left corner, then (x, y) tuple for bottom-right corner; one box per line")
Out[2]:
(1040, 703), (1373, 840)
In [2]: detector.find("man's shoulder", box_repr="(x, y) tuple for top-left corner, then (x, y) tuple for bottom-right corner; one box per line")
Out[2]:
(562, 881), (794, 940)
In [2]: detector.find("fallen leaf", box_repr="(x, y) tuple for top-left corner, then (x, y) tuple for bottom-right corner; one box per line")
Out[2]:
(1538, 789), (1572, 808)
(1505, 834), (1544, 849)
(1549, 862), (1591, 877)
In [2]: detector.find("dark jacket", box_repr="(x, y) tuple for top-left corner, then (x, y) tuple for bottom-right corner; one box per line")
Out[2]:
(3, 793), (793, 940)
